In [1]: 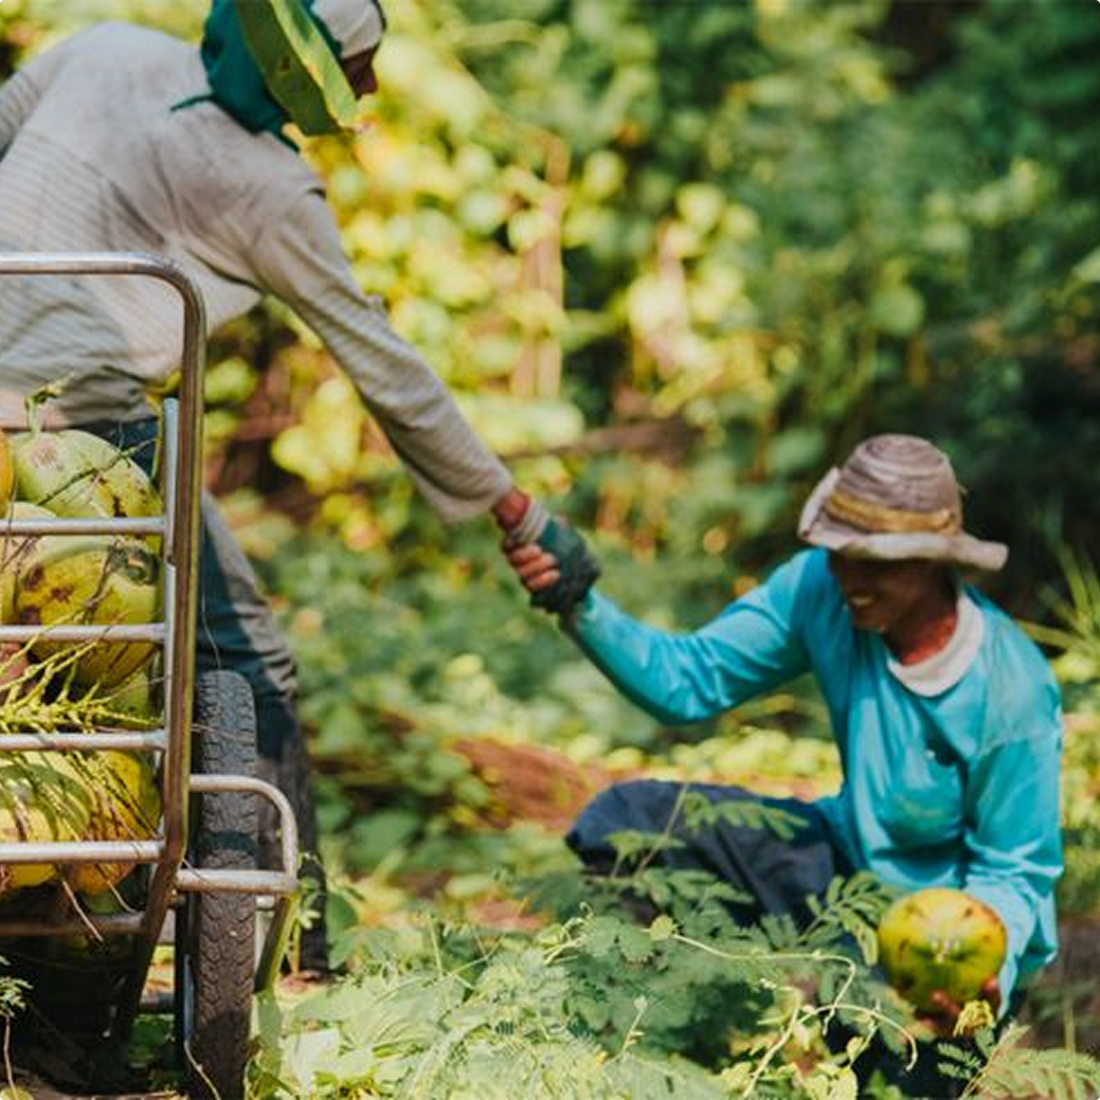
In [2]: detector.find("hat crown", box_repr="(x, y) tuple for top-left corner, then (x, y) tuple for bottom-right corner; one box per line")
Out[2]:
(797, 434), (1006, 570)
(835, 434), (961, 529)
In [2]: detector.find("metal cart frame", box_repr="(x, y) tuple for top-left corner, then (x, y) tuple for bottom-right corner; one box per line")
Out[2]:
(0, 252), (300, 1089)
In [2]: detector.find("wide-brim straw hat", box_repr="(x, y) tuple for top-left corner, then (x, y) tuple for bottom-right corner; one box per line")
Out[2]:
(797, 434), (1007, 571)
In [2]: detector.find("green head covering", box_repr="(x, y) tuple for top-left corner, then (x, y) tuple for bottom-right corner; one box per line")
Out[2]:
(196, 0), (362, 139)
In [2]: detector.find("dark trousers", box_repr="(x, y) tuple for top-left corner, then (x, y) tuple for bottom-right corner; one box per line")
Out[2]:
(84, 418), (328, 969)
(567, 778), (851, 922)
(568, 779), (982, 1098)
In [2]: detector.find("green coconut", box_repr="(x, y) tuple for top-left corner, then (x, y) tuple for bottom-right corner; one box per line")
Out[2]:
(11, 428), (160, 525)
(90, 665), (160, 729)
(877, 886), (1007, 1012)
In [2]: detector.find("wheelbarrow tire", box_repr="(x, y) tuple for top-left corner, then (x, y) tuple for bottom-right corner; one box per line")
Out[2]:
(179, 669), (259, 1100)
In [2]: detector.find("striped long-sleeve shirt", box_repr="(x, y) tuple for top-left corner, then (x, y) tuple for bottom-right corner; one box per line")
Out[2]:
(0, 21), (512, 522)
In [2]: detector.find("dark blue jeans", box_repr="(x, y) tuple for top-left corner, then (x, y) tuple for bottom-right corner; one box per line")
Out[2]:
(568, 778), (851, 923)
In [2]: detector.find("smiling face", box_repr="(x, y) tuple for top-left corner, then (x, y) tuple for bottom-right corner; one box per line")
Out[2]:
(827, 552), (956, 653)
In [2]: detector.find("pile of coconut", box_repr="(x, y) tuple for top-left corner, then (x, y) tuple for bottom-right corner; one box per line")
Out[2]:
(0, 421), (161, 901)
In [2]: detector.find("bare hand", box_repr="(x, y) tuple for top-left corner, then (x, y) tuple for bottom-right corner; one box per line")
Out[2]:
(504, 540), (560, 595)
(491, 487), (532, 534)
(919, 976), (1001, 1037)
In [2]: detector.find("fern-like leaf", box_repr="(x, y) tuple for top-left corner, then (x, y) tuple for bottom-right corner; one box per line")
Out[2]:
(956, 1024), (1100, 1099)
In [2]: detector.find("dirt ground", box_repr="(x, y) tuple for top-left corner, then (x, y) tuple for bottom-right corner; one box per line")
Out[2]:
(451, 735), (823, 831)
(452, 736), (618, 830)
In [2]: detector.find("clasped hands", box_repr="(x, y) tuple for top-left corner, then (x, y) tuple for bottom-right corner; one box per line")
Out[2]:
(492, 488), (599, 616)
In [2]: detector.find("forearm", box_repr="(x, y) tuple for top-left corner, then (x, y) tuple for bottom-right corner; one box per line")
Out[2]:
(565, 556), (814, 724)
(345, 332), (514, 522)
(568, 591), (699, 724)
(255, 198), (513, 523)
(568, 589), (780, 725)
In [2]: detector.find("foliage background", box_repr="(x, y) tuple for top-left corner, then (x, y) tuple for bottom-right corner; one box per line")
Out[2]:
(3, 0), (1100, 1091)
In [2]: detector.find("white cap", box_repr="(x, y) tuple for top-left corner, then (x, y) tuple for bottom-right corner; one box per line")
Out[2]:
(312, 0), (385, 58)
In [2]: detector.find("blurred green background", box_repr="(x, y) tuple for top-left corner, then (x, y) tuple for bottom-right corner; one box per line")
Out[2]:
(4, 0), (1100, 1055)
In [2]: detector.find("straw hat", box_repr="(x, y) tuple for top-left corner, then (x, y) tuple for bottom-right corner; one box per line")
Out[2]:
(797, 434), (1007, 571)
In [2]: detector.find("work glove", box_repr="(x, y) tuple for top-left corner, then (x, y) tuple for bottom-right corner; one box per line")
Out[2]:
(526, 516), (601, 616)
(494, 489), (600, 616)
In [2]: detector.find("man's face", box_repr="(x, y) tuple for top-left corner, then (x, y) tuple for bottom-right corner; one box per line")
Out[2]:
(827, 552), (951, 636)
(341, 45), (380, 97)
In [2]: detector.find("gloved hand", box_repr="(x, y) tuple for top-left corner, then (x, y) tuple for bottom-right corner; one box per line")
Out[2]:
(505, 516), (600, 616)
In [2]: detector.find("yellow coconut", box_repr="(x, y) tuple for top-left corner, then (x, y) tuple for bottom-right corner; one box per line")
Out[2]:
(0, 501), (55, 623)
(64, 750), (161, 896)
(0, 427), (14, 510)
(0, 750), (161, 897)
(8, 532), (159, 688)
(0, 750), (96, 891)
(878, 887), (1007, 1012)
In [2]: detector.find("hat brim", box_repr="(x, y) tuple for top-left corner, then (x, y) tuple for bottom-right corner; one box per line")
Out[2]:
(797, 469), (1008, 572)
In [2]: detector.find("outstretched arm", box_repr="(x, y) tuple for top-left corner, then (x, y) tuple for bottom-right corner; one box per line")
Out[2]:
(251, 192), (522, 524)
(514, 538), (816, 725)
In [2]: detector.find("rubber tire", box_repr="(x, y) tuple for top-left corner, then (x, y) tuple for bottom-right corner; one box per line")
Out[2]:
(178, 670), (258, 1100)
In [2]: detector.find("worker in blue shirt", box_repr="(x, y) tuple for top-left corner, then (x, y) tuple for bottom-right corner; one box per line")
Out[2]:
(506, 434), (1062, 1029)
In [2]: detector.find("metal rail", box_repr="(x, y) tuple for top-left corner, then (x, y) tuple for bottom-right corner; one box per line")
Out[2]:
(0, 731), (166, 750)
(177, 774), (300, 897)
(0, 252), (300, 1041)
(0, 774), (300, 943)
(0, 624), (166, 643)
(0, 517), (165, 536)
(0, 253), (205, 1033)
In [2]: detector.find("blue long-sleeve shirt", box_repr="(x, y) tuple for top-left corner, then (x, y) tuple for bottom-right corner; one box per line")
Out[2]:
(568, 548), (1063, 998)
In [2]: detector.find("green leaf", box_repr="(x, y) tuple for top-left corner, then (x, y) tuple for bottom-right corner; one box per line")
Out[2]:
(868, 284), (925, 338)
(617, 924), (656, 964)
(584, 914), (626, 957)
(648, 915), (677, 942)
(1072, 244), (1100, 284)
(346, 808), (422, 869)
